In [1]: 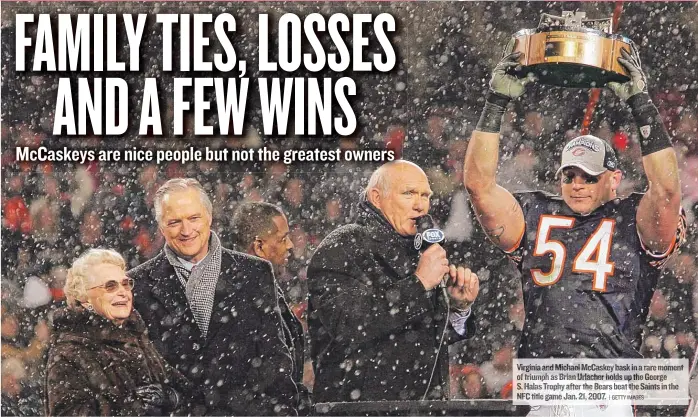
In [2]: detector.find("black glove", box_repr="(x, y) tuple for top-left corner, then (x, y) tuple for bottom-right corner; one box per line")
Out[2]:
(134, 383), (180, 412)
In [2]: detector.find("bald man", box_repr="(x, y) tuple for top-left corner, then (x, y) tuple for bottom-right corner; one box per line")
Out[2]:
(307, 160), (479, 403)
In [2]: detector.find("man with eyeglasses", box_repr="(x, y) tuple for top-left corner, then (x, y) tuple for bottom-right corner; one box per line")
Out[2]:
(463, 48), (686, 417)
(128, 178), (304, 416)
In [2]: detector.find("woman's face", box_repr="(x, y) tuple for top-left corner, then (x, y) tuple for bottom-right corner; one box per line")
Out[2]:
(84, 263), (133, 324)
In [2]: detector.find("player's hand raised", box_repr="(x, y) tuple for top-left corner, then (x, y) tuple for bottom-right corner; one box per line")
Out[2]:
(608, 47), (648, 101)
(489, 51), (534, 99)
(447, 265), (479, 311)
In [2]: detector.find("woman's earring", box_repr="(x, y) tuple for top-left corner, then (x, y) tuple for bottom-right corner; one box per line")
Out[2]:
(85, 304), (94, 312)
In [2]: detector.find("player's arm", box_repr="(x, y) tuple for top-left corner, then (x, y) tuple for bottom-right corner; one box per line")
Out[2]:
(637, 147), (681, 253)
(608, 48), (682, 254)
(465, 129), (525, 252)
(463, 52), (529, 252)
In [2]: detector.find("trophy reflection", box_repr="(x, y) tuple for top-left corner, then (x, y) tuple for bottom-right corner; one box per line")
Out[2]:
(507, 11), (636, 88)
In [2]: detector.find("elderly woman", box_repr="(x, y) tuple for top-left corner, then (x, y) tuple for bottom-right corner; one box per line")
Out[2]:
(45, 249), (195, 416)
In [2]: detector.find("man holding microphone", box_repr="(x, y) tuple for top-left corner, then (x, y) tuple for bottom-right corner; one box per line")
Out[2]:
(307, 160), (479, 403)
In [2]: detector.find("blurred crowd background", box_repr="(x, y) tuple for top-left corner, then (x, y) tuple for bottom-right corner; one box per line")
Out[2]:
(2, 2), (696, 415)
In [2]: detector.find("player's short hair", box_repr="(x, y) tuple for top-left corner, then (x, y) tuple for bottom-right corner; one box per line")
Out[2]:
(64, 248), (126, 308)
(153, 178), (212, 225)
(230, 202), (285, 251)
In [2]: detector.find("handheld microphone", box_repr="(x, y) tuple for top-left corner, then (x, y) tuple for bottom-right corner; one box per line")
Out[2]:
(414, 215), (453, 289)
(415, 215), (451, 401)
(413, 214), (445, 251)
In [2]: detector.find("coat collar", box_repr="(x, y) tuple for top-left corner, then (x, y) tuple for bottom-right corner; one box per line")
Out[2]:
(145, 249), (247, 344)
(205, 262), (237, 342)
(148, 252), (205, 341)
(150, 252), (197, 315)
(355, 201), (420, 279)
(52, 307), (146, 343)
(356, 201), (417, 248)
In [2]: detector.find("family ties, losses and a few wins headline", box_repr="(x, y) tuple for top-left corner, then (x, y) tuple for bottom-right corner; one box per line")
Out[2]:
(14, 12), (397, 137)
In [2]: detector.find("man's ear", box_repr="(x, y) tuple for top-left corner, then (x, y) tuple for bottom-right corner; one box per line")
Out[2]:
(610, 170), (623, 192)
(252, 238), (265, 258)
(368, 188), (381, 208)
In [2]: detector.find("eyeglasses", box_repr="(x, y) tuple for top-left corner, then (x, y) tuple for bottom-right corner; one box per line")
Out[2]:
(88, 278), (135, 292)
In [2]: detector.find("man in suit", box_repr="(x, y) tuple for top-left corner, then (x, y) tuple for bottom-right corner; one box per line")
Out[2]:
(129, 178), (302, 415)
(308, 160), (479, 403)
(230, 202), (312, 397)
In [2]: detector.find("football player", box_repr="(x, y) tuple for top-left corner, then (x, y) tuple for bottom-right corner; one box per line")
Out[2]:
(463, 48), (686, 417)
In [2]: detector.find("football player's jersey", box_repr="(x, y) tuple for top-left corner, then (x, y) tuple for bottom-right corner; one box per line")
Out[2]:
(506, 191), (686, 359)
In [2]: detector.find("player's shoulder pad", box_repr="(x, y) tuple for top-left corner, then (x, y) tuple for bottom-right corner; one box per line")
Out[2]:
(624, 192), (645, 205)
(513, 189), (561, 209)
(604, 193), (646, 216)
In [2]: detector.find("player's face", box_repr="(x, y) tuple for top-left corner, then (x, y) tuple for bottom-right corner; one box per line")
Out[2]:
(560, 167), (620, 215)
(158, 188), (212, 263)
(373, 165), (432, 236)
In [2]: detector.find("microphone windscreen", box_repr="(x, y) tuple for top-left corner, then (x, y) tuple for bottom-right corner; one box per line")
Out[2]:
(414, 215), (444, 251)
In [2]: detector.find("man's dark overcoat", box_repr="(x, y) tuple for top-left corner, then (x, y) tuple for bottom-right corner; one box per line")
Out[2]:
(308, 202), (475, 403)
(129, 248), (302, 415)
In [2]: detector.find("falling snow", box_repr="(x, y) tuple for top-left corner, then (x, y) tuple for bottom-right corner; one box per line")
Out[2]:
(1, 2), (696, 416)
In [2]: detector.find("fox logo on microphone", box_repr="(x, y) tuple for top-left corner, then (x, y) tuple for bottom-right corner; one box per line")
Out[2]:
(414, 228), (445, 250)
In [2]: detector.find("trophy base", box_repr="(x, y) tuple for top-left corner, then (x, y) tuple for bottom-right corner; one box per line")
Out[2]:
(508, 62), (630, 88)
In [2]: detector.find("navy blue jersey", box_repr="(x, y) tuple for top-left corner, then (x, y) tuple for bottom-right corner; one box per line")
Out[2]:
(507, 191), (686, 359)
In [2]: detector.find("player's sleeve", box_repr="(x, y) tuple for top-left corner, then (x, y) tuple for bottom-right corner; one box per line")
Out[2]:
(638, 204), (688, 268)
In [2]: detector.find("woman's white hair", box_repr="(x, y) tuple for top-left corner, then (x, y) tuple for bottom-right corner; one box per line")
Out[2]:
(64, 248), (126, 308)
(153, 178), (212, 225)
